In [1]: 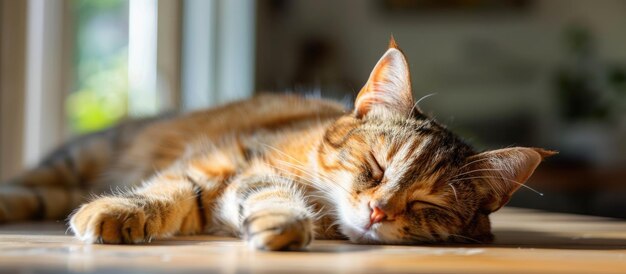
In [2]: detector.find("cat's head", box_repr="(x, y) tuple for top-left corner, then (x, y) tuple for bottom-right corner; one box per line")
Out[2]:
(316, 38), (555, 244)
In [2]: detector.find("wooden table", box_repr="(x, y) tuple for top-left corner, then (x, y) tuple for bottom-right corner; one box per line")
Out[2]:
(0, 207), (624, 274)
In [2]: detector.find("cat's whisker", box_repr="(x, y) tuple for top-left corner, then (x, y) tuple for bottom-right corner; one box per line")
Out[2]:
(257, 142), (339, 186)
(449, 176), (544, 196)
(306, 196), (332, 209)
(409, 92), (437, 118)
(316, 212), (342, 236)
(282, 171), (341, 197)
(257, 142), (308, 167)
(270, 163), (322, 186)
(429, 232), (483, 244)
(274, 159), (352, 195)
(449, 177), (497, 197)
(449, 168), (505, 180)
(404, 231), (436, 243)
(456, 157), (493, 171)
(285, 162), (338, 186)
(310, 203), (334, 222)
(288, 163), (340, 189)
(256, 141), (337, 184)
(292, 177), (333, 195)
(448, 183), (459, 203)
(270, 164), (336, 195)
(306, 191), (335, 201)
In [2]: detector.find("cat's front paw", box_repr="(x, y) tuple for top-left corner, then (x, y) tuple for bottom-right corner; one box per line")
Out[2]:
(243, 209), (313, 251)
(69, 197), (159, 244)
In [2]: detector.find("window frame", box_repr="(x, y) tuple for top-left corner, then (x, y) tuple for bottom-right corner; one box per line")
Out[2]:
(0, 0), (256, 179)
(0, 0), (28, 180)
(0, 0), (184, 179)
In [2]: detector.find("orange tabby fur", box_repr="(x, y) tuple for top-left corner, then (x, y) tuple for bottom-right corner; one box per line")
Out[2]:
(0, 39), (555, 250)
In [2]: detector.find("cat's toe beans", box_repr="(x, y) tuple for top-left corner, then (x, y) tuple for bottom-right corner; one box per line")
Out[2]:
(244, 211), (313, 251)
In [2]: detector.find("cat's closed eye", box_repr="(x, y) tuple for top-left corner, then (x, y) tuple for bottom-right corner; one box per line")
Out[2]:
(367, 152), (384, 183)
(408, 200), (446, 211)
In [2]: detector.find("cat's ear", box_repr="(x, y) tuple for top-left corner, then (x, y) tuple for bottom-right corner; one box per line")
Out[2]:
(467, 147), (557, 213)
(354, 37), (414, 118)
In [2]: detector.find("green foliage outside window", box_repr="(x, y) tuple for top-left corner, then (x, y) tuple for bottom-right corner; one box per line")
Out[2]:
(66, 0), (129, 134)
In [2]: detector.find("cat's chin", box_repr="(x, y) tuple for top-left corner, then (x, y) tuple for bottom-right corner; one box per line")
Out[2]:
(341, 224), (386, 244)
(356, 231), (385, 244)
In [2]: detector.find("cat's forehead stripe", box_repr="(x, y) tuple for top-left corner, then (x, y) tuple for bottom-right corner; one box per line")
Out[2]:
(385, 135), (427, 184)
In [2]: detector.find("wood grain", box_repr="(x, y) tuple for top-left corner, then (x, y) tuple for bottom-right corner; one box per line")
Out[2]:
(0, 207), (624, 274)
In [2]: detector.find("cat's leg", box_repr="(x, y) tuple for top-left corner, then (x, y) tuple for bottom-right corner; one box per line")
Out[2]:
(220, 164), (315, 251)
(69, 153), (235, 244)
(0, 133), (114, 222)
(70, 173), (196, 243)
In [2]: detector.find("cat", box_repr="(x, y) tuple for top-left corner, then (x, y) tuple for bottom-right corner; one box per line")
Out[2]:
(0, 38), (555, 250)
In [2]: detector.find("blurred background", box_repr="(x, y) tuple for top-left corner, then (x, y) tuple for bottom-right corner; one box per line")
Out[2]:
(1, 0), (624, 218)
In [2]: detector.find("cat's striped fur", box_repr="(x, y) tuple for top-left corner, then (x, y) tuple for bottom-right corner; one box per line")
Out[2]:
(0, 39), (554, 250)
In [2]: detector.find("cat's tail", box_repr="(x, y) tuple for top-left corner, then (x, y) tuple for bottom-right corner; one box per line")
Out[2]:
(0, 117), (158, 223)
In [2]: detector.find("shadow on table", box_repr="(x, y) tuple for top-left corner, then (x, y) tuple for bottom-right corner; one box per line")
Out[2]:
(145, 230), (626, 251)
(489, 229), (626, 250)
(4, 222), (623, 254)
(146, 236), (380, 253)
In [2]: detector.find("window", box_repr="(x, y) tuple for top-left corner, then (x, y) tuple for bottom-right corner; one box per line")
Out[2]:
(0, 0), (255, 179)
(67, 0), (129, 134)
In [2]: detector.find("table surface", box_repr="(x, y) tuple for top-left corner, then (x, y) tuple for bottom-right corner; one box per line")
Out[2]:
(0, 207), (625, 274)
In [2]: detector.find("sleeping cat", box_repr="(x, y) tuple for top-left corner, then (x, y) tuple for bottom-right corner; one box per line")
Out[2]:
(0, 38), (554, 250)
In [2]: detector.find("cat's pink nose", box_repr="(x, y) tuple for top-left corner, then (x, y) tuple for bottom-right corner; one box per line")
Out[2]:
(370, 206), (387, 224)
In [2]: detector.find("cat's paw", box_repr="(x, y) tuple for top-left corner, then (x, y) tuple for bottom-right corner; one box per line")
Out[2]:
(69, 197), (159, 244)
(243, 209), (313, 251)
